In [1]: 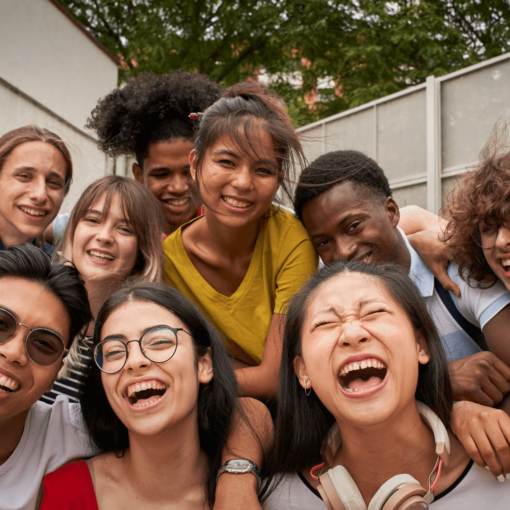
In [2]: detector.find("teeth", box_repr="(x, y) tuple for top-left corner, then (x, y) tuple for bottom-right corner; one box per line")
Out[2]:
(223, 196), (251, 209)
(0, 373), (20, 391)
(19, 206), (46, 217)
(338, 358), (386, 377)
(89, 250), (115, 261)
(166, 198), (189, 206)
(502, 260), (510, 268)
(132, 396), (162, 408)
(127, 380), (167, 397)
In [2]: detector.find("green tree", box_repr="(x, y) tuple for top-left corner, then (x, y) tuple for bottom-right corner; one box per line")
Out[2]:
(61, 0), (510, 126)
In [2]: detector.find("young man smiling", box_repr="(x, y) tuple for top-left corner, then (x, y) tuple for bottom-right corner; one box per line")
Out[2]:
(295, 150), (510, 409)
(0, 126), (72, 252)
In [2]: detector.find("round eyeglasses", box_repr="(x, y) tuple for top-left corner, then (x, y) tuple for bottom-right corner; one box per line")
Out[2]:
(471, 222), (510, 250)
(93, 325), (191, 374)
(0, 307), (68, 366)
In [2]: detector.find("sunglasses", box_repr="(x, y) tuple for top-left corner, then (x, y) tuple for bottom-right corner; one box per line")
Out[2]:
(0, 307), (68, 366)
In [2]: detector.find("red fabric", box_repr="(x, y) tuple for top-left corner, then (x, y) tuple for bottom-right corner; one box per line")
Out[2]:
(40, 460), (98, 510)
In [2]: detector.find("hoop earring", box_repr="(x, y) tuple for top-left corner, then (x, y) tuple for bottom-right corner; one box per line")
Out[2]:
(304, 378), (311, 397)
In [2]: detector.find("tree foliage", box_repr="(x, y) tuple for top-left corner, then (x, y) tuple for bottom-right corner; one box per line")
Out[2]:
(61, 0), (510, 126)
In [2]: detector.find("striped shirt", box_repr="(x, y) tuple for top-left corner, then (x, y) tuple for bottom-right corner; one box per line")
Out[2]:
(40, 337), (93, 405)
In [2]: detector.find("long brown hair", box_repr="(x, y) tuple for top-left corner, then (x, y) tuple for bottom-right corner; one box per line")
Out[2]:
(0, 125), (73, 193)
(444, 122), (510, 286)
(193, 80), (306, 205)
(61, 176), (164, 282)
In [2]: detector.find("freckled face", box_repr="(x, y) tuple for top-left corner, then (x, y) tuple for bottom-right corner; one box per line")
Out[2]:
(99, 300), (213, 437)
(0, 277), (70, 422)
(294, 273), (429, 427)
(0, 142), (67, 244)
(190, 126), (280, 230)
(301, 182), (401, 266)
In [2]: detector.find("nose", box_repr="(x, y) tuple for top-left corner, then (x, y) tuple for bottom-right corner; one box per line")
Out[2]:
(0, 331), (28, 366)
(124, 341), (151, 371)
(495, 226), (510, 251)
(166, 173), (189, 195)
(95, 223), (115, 245)
(28, 175), (48, 204)
(338, 321), (370, 348)
(231, 165), (253, 191)
(334, 238), (357, 262)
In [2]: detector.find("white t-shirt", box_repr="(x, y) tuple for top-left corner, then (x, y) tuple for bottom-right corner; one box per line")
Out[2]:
(263, 461), (509, 509)
(0, 396), (97, 510)
(400, 228), (510, 361)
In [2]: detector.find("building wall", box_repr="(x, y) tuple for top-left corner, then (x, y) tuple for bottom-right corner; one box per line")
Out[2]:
(0, 0), (118, 213)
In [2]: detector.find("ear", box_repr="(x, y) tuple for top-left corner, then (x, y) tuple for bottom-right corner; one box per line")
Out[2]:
(415, 329), (431, 365)
(189, 149), (197, 182)
(293, 355), (310, 390)
(133, 163), (144, 184)
(198, 347), (214, 384)
(385, 197), (400, 229)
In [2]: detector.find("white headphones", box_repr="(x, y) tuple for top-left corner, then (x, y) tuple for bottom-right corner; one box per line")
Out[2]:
(314, 402), (450, 510)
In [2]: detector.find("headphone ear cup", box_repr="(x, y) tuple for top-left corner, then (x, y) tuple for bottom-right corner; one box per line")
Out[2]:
(327, 465), (368, 510)
(367, 475), (427, 510)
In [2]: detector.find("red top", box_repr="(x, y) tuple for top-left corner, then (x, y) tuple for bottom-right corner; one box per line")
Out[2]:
(41, 460), (98, 510)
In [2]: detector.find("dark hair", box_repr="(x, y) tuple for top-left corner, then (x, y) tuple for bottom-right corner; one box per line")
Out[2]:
(0, 244), (91, 344)
(61, 176), (164, 281)
(86, 71), (222, 165)
(0, 125), (73, 193)
(193, 80), (305, 204)
(444, 122), (510, 286)
(80, 280), (239, 507)
(270, 261), (452, 476)
(294, 150), (392, 220)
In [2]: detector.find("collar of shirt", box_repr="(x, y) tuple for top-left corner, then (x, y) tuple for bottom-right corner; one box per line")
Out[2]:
(397, 226), (434, 298)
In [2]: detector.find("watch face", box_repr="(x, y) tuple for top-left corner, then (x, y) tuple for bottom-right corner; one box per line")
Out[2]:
(231, 460), (250, 469)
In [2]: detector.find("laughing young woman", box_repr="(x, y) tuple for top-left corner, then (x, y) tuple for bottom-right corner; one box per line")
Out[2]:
(264, 262), (509, 509)
(163, 81), (317, 400)
(41, 281), (259, 509)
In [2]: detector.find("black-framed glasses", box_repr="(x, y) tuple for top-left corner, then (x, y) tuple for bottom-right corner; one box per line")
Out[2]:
(0, 307), (68, 366)
(94, 325), (191, 374)
(471, 221), (510, 250)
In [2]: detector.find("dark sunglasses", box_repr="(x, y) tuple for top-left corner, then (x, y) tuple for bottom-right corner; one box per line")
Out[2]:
(0, 307), (68, 366)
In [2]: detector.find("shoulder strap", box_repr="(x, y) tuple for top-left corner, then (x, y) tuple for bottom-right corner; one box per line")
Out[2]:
(434, 278), (481, 342)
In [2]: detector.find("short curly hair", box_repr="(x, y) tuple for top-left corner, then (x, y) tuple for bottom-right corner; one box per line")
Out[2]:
(444, 123), (510, 286)
(86, 71), (222, 165)
(294, 150), (392, 220)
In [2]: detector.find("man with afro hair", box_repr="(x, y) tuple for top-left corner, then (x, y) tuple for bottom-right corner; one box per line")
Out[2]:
(87, 71), (222, 235)
(295, 149), (510, 409)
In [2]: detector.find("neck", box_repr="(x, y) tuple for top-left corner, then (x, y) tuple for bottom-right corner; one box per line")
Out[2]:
(201, 211), (261, 258)
(85, 278), (123, 335)
(394, 228), (412, 271)
(122, 416), (209, 505)
(0, 224), (35, 249)
(333, 403), (437, 504)
(0, 409), (30, 466)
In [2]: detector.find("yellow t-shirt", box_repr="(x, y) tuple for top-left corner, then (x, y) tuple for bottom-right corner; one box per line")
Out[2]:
(162, 207), (317, 364)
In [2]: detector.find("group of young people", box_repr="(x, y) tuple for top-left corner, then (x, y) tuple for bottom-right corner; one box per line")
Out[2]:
(1, 69), (510, 510)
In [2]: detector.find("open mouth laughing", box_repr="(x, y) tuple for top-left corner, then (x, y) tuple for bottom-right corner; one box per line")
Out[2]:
(125, 379), (168, 409)
(338, 357), (388, 395)
(222, 196), (253, 210)
(163, 197), (190, 210)
(87, 249), (115, 263)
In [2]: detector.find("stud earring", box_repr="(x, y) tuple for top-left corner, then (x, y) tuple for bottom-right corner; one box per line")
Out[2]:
(304, 378), (311, 397)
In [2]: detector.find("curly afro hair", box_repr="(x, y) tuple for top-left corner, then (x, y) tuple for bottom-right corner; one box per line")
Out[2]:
(86, 71), (222, 165)
(444, 123), (510, 286)
(294, 150), (392, 220)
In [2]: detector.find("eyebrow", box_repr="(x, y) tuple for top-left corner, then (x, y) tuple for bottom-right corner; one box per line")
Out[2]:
(315, 298), (385, 316)
(212, 149), (278, 168)
(148, 165), (190, 172)
(309, 212), (363, 241)
(101, 325), (173, 343)
(13, 166), (65, 181)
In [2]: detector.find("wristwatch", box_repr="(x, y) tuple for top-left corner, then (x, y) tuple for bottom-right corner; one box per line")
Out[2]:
(216, 458), (261, 491)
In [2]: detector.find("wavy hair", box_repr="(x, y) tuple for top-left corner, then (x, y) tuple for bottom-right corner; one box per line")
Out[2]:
(444, 122), (510, 286)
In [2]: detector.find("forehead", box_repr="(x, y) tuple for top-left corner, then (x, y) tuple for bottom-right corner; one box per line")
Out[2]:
(101, 300), (186, 339)
(87, 192), (130, 220)
(306, 273), (391, 316)
(0, 276), (70, 339)
(5, 142), (66, 177)
(145, 139), (194, 169)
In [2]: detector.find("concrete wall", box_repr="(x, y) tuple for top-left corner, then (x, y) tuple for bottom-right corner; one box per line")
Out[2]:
(0, 0), (118, 212)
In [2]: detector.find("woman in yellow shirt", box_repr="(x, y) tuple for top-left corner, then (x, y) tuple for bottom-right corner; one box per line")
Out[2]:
(163, 81), (317, 400)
